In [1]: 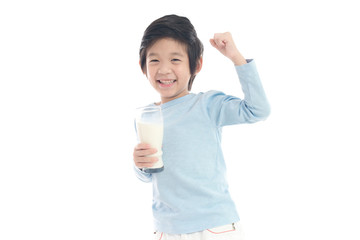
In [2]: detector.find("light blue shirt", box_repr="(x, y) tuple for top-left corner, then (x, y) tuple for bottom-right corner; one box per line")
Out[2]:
(134, 59), (270, 234)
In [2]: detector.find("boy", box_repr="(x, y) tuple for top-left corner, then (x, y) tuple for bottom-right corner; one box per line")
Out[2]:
(133, 14), (270, 240)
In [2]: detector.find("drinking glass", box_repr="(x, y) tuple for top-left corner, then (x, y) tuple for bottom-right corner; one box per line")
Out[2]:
(135, 106), (164, 173)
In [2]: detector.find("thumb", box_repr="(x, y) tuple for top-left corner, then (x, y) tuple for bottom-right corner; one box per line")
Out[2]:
(209, 39), (217, 48)
(210, 38), (226, 51)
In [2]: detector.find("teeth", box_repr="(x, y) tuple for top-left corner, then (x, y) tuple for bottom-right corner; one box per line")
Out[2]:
(159, 80), (175, 84)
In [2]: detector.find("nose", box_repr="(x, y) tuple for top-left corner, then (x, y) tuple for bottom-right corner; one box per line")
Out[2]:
(158, 62), (172, 75)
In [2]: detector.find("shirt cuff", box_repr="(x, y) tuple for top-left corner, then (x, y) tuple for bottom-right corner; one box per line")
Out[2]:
(235, 59), (257, 78)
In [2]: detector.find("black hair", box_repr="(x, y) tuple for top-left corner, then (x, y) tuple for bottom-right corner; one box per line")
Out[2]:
(139, 14), (204, 91)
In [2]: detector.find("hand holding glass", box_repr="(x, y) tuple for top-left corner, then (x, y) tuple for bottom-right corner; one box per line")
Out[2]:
(135, 106), (164, 173)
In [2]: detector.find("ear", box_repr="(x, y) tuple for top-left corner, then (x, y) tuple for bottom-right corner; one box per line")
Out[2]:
(139, 60), (147, 76)
(195, 57), (203, 74)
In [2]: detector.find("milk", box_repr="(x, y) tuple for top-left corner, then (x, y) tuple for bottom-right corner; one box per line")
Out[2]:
(136, 121), (164, 172)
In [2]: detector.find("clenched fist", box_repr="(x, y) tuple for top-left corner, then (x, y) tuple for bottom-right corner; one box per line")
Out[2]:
(210, 32), (247, 66)
(133, 143), (159, 169)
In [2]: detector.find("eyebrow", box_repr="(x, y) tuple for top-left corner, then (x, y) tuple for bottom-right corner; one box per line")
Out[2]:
(148, 52), (185, 57)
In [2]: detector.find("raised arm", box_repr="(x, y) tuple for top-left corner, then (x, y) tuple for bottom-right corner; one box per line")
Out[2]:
(206, 32), (270, 127)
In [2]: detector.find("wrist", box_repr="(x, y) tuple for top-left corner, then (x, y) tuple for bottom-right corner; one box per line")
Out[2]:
(232, 53), (247, 66)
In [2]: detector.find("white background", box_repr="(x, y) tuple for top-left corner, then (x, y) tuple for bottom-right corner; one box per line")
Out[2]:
(1, 0), (359, 239)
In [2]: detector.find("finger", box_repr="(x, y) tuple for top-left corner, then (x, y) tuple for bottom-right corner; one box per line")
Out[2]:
(134, 157), (158, 168)
(134, 148), (157, 157)
(218, 39), (227, 48)
(209, 38), (216, 47)
(209, 38), (223, 51)
(136, 162), (156, 168)
(213, 33), (226, 45)
(135, 143), (152, 151)
(135, 156), (158, 163)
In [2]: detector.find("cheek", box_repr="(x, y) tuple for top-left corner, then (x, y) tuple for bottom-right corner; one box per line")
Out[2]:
(146, 65), (157, 77)
(177, 67), (191, 80)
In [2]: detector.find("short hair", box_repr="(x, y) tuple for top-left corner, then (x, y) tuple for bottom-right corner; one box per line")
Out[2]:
(139, 14), (204, 91)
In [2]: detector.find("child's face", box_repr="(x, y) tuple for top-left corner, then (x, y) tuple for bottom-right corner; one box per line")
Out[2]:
(144, 38), (192, 104)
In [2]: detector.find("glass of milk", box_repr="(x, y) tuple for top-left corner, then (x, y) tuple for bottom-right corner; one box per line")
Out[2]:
(135, 106), (164, 173)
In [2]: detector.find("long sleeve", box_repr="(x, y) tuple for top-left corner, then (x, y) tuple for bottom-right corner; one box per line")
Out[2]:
(135, 60), (270, 234)
(133, 165), (152, 183)
(205, 59), (270, 127)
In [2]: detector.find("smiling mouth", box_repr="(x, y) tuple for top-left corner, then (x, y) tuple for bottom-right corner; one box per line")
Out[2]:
(157, 79), (176, 87)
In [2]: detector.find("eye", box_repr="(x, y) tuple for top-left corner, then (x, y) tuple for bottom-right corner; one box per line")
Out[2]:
(171, 58), (181, 62)
(149, 59), (159, 63)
